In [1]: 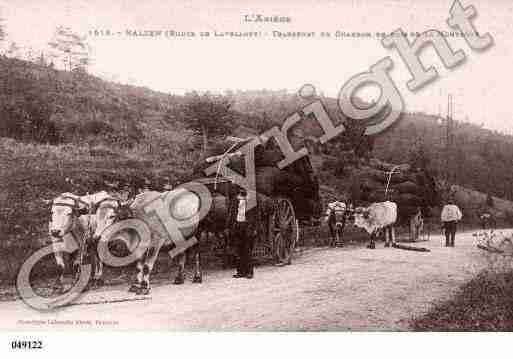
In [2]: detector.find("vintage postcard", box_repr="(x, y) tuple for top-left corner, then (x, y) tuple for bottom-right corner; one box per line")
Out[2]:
(0, 0), (512, 353)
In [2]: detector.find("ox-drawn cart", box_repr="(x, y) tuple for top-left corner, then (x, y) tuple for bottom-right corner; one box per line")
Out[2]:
(194, 137), (322, 265)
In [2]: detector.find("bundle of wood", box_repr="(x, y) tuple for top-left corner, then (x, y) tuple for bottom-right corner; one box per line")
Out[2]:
(352, 158), (438, 220)
(193, 139), (322, 221)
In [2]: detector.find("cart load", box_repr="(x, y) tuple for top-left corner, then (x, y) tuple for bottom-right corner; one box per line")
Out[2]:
(350, 158), (438, 221)
(192, 137), (322, 264)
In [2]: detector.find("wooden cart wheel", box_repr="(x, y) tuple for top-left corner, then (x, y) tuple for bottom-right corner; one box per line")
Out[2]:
(269, 197), (299, 265)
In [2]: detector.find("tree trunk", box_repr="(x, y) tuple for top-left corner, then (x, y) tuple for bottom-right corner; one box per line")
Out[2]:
(201, 125), (208, 154)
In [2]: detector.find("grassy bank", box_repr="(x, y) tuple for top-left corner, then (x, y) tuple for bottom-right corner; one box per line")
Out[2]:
(411, 269), (513, 331)
(0, 137), (197, 284)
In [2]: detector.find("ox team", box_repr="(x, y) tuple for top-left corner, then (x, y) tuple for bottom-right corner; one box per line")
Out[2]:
(46, 191), (462, 296)
(46, 185), (258, 294)
(325, 200), (397, 249)
(47, 190), (400, 296)
(324, 198), (463, 248)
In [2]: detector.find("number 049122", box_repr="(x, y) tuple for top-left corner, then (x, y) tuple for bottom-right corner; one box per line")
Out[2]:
(11, 340), (43, 350)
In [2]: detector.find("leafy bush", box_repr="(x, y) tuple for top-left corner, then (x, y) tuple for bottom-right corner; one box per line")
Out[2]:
(81, 119), (114, 136)
(321, 156), (348, 177)
(104, 114), (144, 148)
(0, 96), (60, 144)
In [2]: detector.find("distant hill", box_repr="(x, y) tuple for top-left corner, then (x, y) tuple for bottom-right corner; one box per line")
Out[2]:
(0, 55), (188, 147)
(374, 112), (513, 202)
(1, 56), (513, 205)
(229, 90), (513, 203)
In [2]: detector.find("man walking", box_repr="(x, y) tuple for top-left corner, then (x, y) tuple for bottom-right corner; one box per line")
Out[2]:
(232, 188), (254, 279)
(441, 199), (462, 247)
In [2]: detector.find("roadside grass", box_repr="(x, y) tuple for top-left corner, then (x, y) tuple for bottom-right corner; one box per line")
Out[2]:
(411, 267), (513, 331)
(0, 136), (197, 283)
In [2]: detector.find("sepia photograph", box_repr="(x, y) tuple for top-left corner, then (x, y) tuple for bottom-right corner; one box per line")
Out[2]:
(0, 0), (512, 354)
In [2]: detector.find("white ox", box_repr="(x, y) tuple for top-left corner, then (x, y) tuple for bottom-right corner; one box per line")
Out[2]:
(95, 189), (203, 295)
(353, 201), (397, 249)
(46, 191), (111, 291)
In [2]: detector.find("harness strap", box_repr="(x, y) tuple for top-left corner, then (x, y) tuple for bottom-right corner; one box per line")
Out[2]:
(52, 202), (77, 209)
(74, 197), (90, 207)
(71, 217), (93, 268)
(95, 197), (120, 207)
(97, 205), (119, 213)
(91, 197), (120, 214)
(59, 195), (90, 208)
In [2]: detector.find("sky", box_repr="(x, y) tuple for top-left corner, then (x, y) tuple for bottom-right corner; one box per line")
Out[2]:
(1, 0), (512, 133)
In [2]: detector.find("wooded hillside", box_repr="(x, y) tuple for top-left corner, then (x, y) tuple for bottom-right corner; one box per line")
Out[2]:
(2, 57), (513, 282)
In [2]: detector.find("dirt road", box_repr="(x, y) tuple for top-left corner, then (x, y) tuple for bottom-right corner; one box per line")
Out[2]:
(0, 232), (491, 331)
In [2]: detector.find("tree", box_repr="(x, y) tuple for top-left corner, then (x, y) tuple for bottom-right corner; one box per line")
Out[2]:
(179, 92), (234, 153)
(408, 141), (430, 170)
(6, 42), (20, 59)
(0, 16), (6, 43)
(36, 51), (48, 66)
(332, 117), (373, 165)
(0, 84), (60, 144)
(47, 26), (90, 72)
(253, 111), (274, 132)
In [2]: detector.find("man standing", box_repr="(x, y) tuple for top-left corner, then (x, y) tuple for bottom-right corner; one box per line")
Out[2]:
(409, 207), (424, 242)
(441, 199), (462, 247)
(232, 188), (254, 279)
